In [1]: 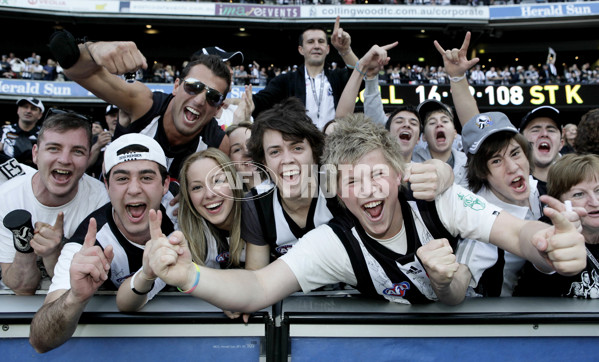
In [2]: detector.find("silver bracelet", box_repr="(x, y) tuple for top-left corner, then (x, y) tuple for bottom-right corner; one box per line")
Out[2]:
(449, 74), (467, 82)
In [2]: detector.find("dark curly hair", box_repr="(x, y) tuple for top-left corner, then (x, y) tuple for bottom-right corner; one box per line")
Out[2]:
(248, 97), (324, 166)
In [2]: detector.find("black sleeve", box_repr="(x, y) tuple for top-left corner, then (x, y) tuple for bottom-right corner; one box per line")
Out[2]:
(114, 92), (172, 138)
(252, 73), (289, 117)
(199, 118), (225, 148)
(241, 196), (267, 246)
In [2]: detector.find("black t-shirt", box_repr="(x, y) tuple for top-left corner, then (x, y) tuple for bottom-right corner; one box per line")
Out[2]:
(515, 243), (599, 299)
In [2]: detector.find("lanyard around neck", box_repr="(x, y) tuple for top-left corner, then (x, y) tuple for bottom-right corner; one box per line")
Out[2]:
(306, 68), (325, 121)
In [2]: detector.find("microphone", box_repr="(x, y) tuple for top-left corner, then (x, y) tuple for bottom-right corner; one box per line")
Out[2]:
(3, 209), (34, 253)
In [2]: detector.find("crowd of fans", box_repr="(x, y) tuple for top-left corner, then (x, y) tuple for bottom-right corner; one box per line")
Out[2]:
(3, 50), (598, 86)
(1, 18), (598, 356)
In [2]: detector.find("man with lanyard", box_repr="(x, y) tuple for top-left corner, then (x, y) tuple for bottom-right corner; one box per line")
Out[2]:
(250, 17), (359, 129)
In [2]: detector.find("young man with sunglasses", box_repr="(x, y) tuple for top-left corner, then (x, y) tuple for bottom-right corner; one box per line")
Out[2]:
(0, 113), (109, 295)
(51, 33), (231, 178)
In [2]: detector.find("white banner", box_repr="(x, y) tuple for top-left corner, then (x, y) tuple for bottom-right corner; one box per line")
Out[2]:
(300, 5), (488, 20)
(1, 0), (120, 12)
(126, 1), (214, 15)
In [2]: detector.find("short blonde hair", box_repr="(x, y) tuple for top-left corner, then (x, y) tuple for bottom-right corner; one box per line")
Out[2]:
(322, 113), (406, 201)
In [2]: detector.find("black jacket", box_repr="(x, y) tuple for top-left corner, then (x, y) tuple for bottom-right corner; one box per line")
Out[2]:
(252, 64), (351, 117)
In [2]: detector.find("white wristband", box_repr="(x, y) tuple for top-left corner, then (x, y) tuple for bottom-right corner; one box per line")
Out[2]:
(449, 74), (467, 83)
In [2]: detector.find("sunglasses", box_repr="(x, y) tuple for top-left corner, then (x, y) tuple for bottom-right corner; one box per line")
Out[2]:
(46, 108), (93, 123)
(182, 78), (225, 107)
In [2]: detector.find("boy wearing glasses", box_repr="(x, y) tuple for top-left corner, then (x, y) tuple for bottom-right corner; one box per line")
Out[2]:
(0, 113), (109, 295)
(52, 33), (231, 179)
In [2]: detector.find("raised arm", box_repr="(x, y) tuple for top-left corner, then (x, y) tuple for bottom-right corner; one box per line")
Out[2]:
(331, 16), (359, 68)
(404, 159), (455, 201)
(489, 202), (586, 276)
(335, 42), (397, 119)
(434, 32), (480, 126)
(30, 219), (114, 353)
(147, 210), (299, 313)
(49, 30), (152, 122)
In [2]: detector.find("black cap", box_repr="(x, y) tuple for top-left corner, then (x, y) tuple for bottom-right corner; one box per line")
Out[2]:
(194, 46), (244, 66)
(416, 99), (452, 126)
(105, 104), (118, 115)
(519, 106), (561, 133)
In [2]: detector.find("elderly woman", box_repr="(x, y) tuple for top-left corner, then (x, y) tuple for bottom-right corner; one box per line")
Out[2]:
(515, 153), (599, 298)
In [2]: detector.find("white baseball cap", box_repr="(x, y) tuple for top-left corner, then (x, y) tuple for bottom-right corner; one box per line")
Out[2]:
(104, 134), (167, 173)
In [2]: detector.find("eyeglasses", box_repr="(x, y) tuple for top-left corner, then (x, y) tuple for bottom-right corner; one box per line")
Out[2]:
(182, 78), (225, 107)
(45, 108), (93, 123)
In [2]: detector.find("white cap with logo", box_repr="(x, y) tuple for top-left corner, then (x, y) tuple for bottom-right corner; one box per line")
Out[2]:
(104, 133), (167, 173)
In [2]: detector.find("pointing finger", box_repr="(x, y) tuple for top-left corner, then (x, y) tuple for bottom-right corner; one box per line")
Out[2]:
(545, 207), (575, 234)
(382, 41), (398, 51)
(333, 15), (340, 34)
(83, 218), (97, 249)
(149, 209), (164, 241)
(540, 195), (566, 212)
(53, 212), (64, 231)
(460, 31), (472, 52)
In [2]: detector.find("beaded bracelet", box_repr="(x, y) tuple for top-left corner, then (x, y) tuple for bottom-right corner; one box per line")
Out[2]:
(354, 61), (367, 77)
(177, 263), (201, 294)
(448, 74), (467, 83)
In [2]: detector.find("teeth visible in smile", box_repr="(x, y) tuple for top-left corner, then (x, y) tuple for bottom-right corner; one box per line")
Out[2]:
(128, 203), (144, 207)
(206, 202), (223, 210)
(364, 200), (382, 209)
(186, 107), (200, 115)
(511, 176), (521, 183)
(282, 170), (299, 177)
(55, 170), (70, 175)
